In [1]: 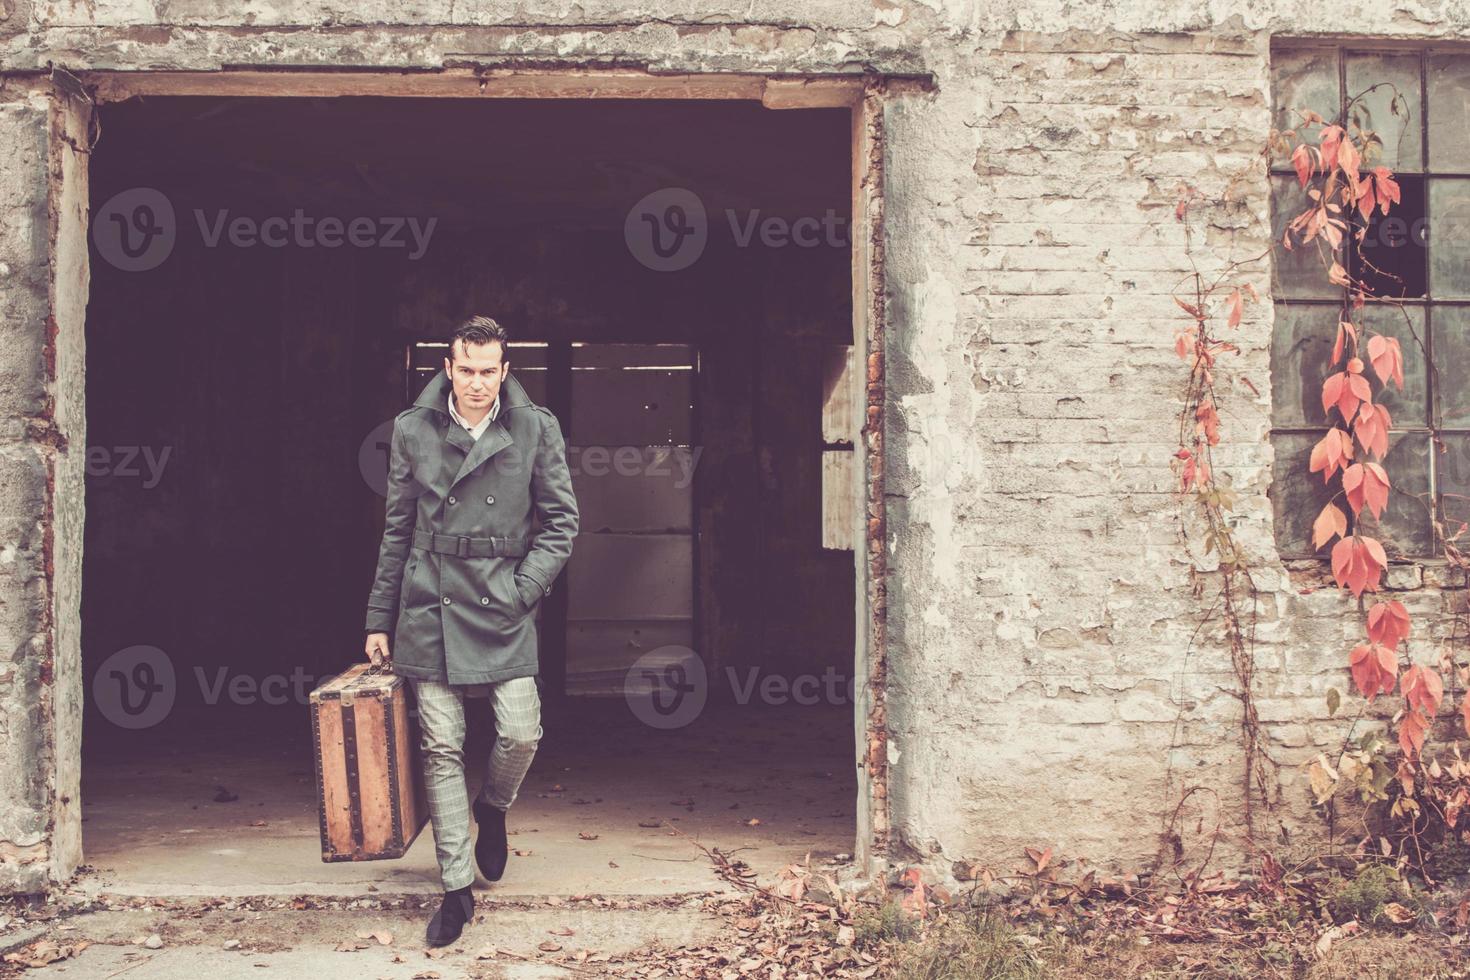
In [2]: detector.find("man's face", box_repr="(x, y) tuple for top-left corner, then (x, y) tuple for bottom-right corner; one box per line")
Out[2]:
(445, 340), (509, 412)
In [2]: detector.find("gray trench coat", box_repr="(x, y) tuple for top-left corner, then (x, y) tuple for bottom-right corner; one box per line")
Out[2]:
(365, 369), (579, 685)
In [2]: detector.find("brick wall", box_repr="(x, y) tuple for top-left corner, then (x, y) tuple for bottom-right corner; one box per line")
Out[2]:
(4, 0), (1470, 890)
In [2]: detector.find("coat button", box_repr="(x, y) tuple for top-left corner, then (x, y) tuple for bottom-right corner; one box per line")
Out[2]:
(480, 596), (490, 605)
(447, 495), (457, 505)
(442, 596), (452, 605)
(485, 494), (496, 505)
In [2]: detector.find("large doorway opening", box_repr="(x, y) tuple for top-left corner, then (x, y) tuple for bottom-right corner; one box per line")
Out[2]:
(77, 87), (873, 895)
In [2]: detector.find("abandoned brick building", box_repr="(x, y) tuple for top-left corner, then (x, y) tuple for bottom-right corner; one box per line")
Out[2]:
(2, 2), (1470, 897)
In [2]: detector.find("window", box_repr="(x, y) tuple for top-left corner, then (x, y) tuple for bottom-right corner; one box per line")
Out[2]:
(1270, 45), (1470, 558)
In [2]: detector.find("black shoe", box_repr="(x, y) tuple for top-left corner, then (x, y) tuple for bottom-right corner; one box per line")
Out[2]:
(425, 885), (474, 947)
(473, 797), (509, 882)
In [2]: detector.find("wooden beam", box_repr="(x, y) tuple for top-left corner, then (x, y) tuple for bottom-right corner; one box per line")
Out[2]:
(85, 68), (869, 105)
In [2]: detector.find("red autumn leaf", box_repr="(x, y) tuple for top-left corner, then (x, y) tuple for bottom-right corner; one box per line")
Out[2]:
(1321, 371), (1370, 421)
(1309, 427), (1354, 482)
(1342, 462), (1365, 513)
(1312, 501), (1348, 550)
(1226, 288), (1243, 329)
(1367, 599), (1411, 650)
(1320, 125), (1343, 170)
(1321, 373), (1344, 416)
(1177, 448), (1199, 491)
(1175, 328), (1195, 359)
(1331, 320), (1357, 365)
(1366, 334), (1404, 390)
(1195, 399), (1220, 446)
(1353, 402), (1392, 459)
(1348, 640), (1397, 700)
(1343, 462), (1390, 520)
(1338, 136), (1361, 183)
(1356, 181), (1377, 221)
(1331, 534), (1386, 598)
(1372, 167), (1401, 215)
(1462, 695), (1470, 739)
(1362, 462), (1390, 520)
(1401, 664), (1443, 717)
(1399, 706), (1429, 758)
(1292, 143), (1314, 187)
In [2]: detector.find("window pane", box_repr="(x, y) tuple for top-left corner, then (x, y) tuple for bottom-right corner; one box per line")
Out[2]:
(569, 343), (694, 445)
(1441, 434), (1470, 536)
(1352, 174), (1426, 298)
(1433, 306), (1470, 427)
(1428, 53), (1470, 172)
(1272, 48), (1341, 170)
(1271, 304), (1338, 426)
(1271, 432), (1341, 556)
(1358, 303), (1428, 425)
(1369, 432), (1434, 557)
(1272, 175), (1342, 300)
(1429, 178), (1470, 298)
(1346, 52), (1423, 173)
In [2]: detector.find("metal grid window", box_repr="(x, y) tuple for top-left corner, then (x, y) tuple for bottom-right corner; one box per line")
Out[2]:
(1269, 45), (1470, 558)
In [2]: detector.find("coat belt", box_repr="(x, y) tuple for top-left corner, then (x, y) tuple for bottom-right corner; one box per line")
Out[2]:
(411, 529), (530, 558)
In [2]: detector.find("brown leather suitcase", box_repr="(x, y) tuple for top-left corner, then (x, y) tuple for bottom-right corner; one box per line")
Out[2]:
(310, 663), (428, 862)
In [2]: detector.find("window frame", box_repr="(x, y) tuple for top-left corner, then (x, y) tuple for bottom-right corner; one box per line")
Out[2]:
(1270, 42), (1470, 559)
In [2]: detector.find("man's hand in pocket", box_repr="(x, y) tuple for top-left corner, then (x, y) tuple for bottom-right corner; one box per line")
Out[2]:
(513, 574), (543, 614)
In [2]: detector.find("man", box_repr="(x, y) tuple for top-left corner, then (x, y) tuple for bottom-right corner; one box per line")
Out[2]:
(364, 315), (579, 947)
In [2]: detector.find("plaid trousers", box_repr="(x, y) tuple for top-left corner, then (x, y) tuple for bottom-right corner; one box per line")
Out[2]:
(409, 675), (542, 890)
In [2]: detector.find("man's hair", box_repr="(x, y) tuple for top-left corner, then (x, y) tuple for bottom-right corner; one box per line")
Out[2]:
(448, 315), (510, 363)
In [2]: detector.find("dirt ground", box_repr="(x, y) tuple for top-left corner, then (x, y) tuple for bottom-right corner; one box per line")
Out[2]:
(4, 846), (1470, 979)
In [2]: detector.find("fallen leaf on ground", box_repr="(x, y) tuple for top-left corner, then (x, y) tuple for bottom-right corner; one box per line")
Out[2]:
(1383, 902), (1415, 924)
(2, 939), (90, 968)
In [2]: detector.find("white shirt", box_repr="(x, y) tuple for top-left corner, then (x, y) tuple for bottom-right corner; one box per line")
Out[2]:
(447, 390), (500, 441)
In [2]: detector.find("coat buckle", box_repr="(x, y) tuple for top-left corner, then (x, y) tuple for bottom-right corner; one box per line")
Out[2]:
(455, 535), (469, 557)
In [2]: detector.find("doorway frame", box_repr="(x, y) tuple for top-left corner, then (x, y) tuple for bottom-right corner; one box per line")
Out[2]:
(48, 67), (894, 881)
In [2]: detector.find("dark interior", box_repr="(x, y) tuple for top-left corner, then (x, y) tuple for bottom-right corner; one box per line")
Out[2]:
(78, 96), (857, 885)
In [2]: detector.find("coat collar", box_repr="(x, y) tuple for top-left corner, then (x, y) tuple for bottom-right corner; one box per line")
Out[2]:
(413, 367), (534, 414)
(412, 368), (537, 489)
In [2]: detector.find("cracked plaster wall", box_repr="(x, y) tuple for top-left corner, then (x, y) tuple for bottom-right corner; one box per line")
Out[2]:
(3, 0), (1470, 890)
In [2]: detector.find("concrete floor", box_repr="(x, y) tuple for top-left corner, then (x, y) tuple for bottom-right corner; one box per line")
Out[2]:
(8, 902), (728, 978)
(77, 698), (856, 899)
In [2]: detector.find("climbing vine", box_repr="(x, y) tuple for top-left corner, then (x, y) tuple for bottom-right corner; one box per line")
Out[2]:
(1277, 95), (1470, 870)
(1173, 86), (1470, 870)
